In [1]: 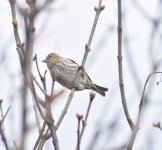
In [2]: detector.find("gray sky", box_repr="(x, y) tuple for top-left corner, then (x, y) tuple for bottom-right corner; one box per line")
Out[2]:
(0, 0), (162, 149)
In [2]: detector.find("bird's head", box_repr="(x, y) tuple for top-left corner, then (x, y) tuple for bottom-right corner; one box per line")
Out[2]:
(42, 53), (60, 64)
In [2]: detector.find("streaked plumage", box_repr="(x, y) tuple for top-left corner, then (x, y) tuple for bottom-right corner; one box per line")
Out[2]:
(42, 53), (108, 96)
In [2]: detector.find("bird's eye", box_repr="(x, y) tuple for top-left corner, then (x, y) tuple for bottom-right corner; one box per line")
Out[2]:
(48, 54), (53, 58)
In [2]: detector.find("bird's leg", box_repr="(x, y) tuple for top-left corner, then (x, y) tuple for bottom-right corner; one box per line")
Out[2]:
(78, 66), (85, 71)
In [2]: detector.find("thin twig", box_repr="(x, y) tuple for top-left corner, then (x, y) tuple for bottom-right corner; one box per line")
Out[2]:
(80, 93), (95, 140)
(33, 54), (48, 93)
(127, 72), (162, 149)
(56, 0), (105, 130)
(33, 77), (49, 97)
(31, 81), (45, 120)
(0, 105), (11, 150)
(76, 92), (95, 150)
(117, 0), (134, 129)
(44, 99), (60, 150)
(48, 123), (59, 150)
(32, 96), (41, 132)
(9, 0), (60, 149)
(33, 54), (44, 81)
(76, 113), (83, 150)
(9, 0), (24, 53)
(37, 128), (50, 150)
(56, 89), (75, 129)
(77, 121), (81, 150)
(9, 0), (36, 148)
(33, 53), (60, 149)
(33, 121), (46, 150)
(1, 106), (11, 125)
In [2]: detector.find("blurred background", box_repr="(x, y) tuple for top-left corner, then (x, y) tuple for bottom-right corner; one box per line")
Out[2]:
(0, 0), (162, 149)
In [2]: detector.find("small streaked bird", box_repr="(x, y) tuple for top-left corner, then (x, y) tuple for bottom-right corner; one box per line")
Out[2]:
(42, 53), (108, 96)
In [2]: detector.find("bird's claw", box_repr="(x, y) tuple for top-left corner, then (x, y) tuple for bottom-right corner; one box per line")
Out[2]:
(78, 66), (84, 71)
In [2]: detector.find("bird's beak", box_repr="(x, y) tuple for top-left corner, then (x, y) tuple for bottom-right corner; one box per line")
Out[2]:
(42, 59), (47, 63)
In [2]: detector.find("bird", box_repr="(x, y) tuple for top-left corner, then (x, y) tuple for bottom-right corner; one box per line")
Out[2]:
(42, 53), (108, 96)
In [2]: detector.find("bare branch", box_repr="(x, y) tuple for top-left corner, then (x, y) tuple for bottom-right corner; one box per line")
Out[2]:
(127, 72), (162, 149)
(75, 92), (95, 150)
(76, 113), (83, 150)
(0, 101), (11, 150)
(9, 0), (59, 149)
(33, 122), (46, 150)
(117, 0), (134, 129)
(56, 0), (105, 130)
(80, 92), (95, 140)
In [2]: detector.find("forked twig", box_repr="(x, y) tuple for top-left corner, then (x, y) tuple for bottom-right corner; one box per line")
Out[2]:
(9, 0), (59, 149)
(75, 92), (95, 150)
(80, 92), (95, 140)
(0, 103), (11, 150)
(127, 72), (162, 149)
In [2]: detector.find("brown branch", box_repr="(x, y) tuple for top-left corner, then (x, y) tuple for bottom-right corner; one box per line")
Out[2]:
(43, 76), (59, 149)
(80, 92), (95, 140)
(31, 80), (45, 120)
(76, 113), (83, 150)
(127, 72), (162, 149)
(33, 54), (48, 92)
(0, 100), (11, 150)
(9, 0), (59, 149)
(33, 53), (62, 149)
(9, 0), (24, 53)
(44, 92), (60, 149)
(56, 89), (75, 129)
(117, 0), (134, 129)
(33, 54), (44, 81)
(33, 122), (47, 150)
(0, 106), (11, 128)
(32, 77), (49, 97)
(32, 97), (41, 131)
(56, 0), (105, 130)
(35, 55), (60, 149)
(76, 92), (95, 150)
(35, 128), (50, 150)
(10, 0), (41, 147)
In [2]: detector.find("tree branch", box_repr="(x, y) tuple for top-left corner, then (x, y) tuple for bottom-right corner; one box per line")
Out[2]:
(56, 0), (105, 130)
(117, 0), (134, 129)
(127, 72), (162, 149)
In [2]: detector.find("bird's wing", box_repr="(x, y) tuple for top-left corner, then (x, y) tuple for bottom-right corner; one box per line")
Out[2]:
(67, 58), (79, 65)
(67, 58), (92, 82)
(81, 70), (92, 82)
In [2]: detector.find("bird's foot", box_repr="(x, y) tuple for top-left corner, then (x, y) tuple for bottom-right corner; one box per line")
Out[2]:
(78, 66), (85, 71)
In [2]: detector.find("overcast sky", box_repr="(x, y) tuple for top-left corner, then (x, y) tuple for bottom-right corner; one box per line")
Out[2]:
(0, 0), (162, 150)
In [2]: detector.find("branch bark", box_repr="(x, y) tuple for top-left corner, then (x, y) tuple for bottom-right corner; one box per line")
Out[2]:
(56, 0), (105, 130)
(127, 72), (162, 149)
(117, 0), (134, 130)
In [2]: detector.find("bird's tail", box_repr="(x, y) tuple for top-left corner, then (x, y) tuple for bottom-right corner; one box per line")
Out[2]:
(91, 83), (108, 97)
